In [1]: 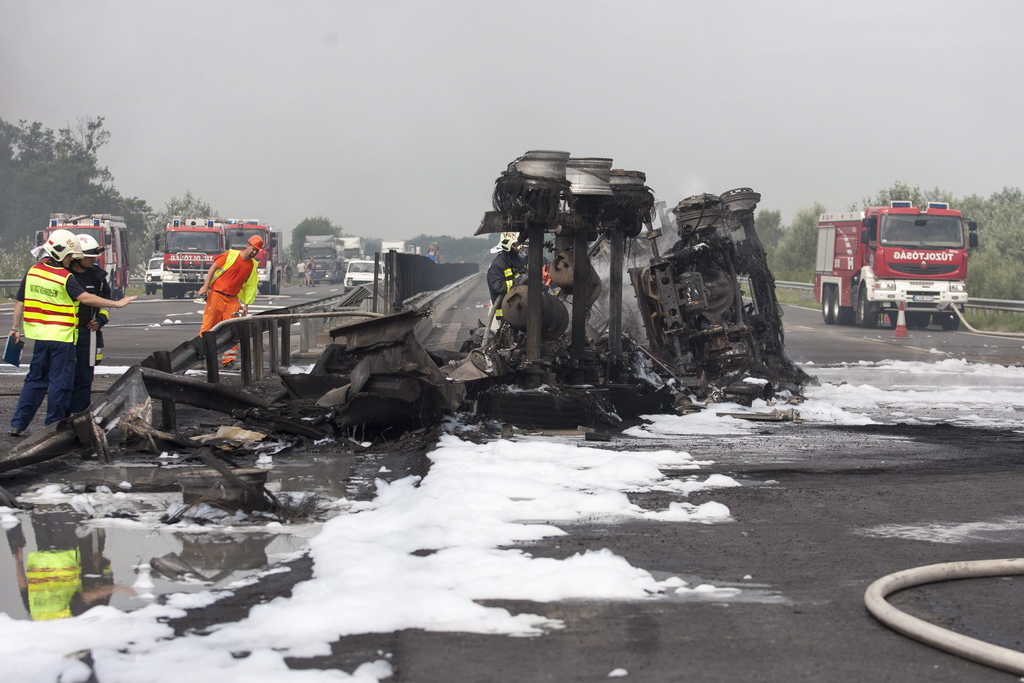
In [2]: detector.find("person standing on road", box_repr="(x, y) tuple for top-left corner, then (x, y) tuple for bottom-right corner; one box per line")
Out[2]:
(285, 260), (293, 286)
(306, 257), (316, 286)
(9, 230), (137, 436)
(67, 234), (112, 414)
(197, 235), (261, 368)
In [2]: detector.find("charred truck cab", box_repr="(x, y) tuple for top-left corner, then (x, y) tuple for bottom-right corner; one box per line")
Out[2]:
(815, 201), (977, 330)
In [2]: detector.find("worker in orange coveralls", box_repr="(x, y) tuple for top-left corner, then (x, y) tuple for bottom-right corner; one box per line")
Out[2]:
(197, 235), (262, 368)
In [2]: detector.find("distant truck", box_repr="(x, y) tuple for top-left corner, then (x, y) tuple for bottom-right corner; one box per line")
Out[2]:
(157, 217), (226, 299)
(380, 239), (406, 254)
(39, 213), (131, 298)
(337, 236), (365, 259)
(224, 219), (283, 295)
(815, 201), (977, 330)
(302, 234), (344, 284)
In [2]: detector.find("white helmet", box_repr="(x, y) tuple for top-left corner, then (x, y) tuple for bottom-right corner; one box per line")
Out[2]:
(75, 233), (103, 258)
(44, 229), (80, 262)
(498, 231), (520, 252)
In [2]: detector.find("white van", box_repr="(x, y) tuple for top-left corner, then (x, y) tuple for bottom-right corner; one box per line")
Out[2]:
(145, 255), (163, 295)
(344, 259), (380, 289)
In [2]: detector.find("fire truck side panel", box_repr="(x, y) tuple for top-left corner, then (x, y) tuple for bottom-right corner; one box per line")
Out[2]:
(41, 214), (130, 298)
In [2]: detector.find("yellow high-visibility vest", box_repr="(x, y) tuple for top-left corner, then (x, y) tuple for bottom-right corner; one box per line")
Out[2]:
(212, 250), (259, 305)
(23, 263), (79, 344)
(26, 548), (82, 621)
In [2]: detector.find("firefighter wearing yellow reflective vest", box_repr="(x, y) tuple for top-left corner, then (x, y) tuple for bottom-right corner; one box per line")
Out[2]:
(7, 510), (114, 621)
(486, 231), (527, 321)
(9, 229), (137, 437)
(198, 235), (261, 367)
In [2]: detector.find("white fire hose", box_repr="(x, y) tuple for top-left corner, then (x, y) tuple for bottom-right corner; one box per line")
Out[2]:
(864, 558), (1024, 674)
(953, 304), (1024, 338)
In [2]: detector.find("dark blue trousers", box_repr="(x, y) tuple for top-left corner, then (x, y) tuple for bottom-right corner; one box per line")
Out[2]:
(11, 339), (77, 430)
(70, 333), (96, 415)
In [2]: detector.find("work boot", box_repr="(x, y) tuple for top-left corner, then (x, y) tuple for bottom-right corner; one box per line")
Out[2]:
(222, 360), (236, 370)
(9, 428), (24, 437)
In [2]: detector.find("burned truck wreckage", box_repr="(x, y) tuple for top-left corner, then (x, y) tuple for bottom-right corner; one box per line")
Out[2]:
(463, 151), (810, 427)
(0, 151), (810, 502)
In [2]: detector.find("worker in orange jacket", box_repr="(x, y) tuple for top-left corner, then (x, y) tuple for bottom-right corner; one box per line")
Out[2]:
(197, 235), (262, 367)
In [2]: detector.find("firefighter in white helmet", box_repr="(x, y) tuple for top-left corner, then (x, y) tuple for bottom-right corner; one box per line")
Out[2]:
(68, 233), (113, 414)
(8, 229), (136, 436)
(486, 231), (527, 322)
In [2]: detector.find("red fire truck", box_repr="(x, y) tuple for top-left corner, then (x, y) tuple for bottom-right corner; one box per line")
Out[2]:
(815, 201), (977, 330)
(223, 219), (283, 295)
(157, 217), (226, 299)
(38, 213), (131, 297)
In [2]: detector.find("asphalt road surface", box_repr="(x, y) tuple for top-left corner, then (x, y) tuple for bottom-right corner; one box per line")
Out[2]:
(3, 284), (1024, 682)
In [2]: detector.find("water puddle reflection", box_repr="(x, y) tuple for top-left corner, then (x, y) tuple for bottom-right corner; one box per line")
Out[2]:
(0, 453), (354, 621)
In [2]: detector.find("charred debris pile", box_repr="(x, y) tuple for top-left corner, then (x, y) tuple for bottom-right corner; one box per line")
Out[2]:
(0, 151), (811, 511)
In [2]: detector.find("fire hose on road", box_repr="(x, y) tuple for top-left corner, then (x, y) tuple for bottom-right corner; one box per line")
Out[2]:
(864, 558), (1024, 675)
(952, 304), (1024, 338)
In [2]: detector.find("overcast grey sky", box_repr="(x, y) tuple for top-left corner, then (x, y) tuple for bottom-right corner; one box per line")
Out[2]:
(2, 0), (1022, 240)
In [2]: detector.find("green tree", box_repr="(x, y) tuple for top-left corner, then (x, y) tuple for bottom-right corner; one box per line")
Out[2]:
(0, 116), (152, 277)
(754, 209), (784, 265)
(290, 217), (338, 261)
(772, 202), (826, 282)
(954, 187), (1024, 299)
(857, 181), (954, 212)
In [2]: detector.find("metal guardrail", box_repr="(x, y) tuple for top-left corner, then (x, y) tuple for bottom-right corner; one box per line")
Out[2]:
(141, 272), (482, 385)
(773, 281), (1024, 314)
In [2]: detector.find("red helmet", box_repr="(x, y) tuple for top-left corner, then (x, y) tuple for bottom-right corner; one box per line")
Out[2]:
(248, 235), (264, 250)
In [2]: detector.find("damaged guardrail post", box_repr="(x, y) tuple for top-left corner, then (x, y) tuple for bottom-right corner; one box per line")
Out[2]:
(202, 331), (220, 384)
(268, 318), (280, 374)
(239, 321), (253, 386)
(252, 319), (265, 382)
(152, 350), (177, 430)
(281, 317), (291, 368)
(299, 318), (310, 354)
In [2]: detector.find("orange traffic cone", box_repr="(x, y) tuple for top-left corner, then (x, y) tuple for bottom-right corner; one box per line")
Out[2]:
(894, 302), (908, 338)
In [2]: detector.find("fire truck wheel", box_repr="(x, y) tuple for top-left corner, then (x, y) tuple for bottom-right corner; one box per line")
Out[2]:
(856, 289), (877, 329)
(821, 287), (836, 325)
(940, 313), (960, 331)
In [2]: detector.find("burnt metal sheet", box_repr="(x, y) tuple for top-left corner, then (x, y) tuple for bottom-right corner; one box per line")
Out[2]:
(329, 310), (425, 349)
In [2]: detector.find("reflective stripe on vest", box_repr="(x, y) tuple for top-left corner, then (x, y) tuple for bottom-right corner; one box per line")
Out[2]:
(503, 267), (514, 292)
(23, 264), (79, 343)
